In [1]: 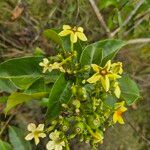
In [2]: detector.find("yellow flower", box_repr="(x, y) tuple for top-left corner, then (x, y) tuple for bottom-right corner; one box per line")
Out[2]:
(113, 101), (127, 124)
(46, 130), (65, 150)
(111, 62), (123, 74)
(113, 82), (121, 98)
(59, 25), (87, 43)
(25, 123), (46, 145)
(39, 58), (50, 73)
(49, 62), (65, 73)
(87, 60), (121, 91)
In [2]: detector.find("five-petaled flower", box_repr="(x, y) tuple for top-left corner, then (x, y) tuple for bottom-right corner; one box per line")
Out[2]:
(25, 123), (46, 145)
(59, 25), (87, 43)
(39, 58), (65, 73)
(113, 101), (127, 124)
(46, 130), (65, 150)
(87, 60), (121, 92)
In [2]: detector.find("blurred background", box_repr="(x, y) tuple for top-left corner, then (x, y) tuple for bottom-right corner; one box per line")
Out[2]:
(0, 0), (150, 149)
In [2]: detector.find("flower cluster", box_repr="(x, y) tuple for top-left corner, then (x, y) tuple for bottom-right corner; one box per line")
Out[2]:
(25, 123), (65, 150)
(87, 60), (123, 98)
(25, 25), (129, 150)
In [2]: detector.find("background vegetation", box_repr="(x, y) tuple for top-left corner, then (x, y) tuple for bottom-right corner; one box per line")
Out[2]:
(0, 0), (150, 149)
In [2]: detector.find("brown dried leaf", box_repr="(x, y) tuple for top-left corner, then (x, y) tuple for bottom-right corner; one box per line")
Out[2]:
(11, 5), (24, 20)
(47, 0), (53, 4)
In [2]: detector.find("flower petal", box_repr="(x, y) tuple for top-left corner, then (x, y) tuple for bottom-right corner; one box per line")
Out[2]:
(38, 133), (46, 138)
(118, 116), (125, 124)
(27, 123), (36, 131)
(87, 74), (101, 83)
(43, 58), (49, 64)
(55, 145), (63, 150)
(37, 124), (44, 131)
(113, 112), (118, 124)
(34, 136), (40, 145)
(46, 141), (55, 150)
(59, 30), (72, 36)
(104, 60), (111, 70)
(70, 33), (77, 43)
(76, 32), (87, 41)
(49, 130), (60, 141)
(77, 27), (83, 32)
(114, 84), (121, 98)
(63, 25), (71, 30)
(101, 76), (110, 91)
(120, 106), (127, 112)
(91, 64), (100, 73)
(25, 133), (34, 141)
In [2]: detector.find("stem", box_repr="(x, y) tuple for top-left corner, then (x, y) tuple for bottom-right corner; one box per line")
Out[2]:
(71, 42), (74, 51)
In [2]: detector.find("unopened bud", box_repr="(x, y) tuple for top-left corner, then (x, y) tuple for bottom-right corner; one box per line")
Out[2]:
(75, 122), (85, 134)
(62, 103), (68, 108)
(72, 100), (81, 108)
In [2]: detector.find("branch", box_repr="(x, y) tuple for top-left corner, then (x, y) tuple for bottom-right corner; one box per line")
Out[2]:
(127, 38), (150, 44)
(111, 0), (145, 37)
(88, 0), (111, 37)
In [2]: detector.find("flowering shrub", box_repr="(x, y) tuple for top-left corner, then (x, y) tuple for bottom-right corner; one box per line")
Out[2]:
(0, 25), (140, 149)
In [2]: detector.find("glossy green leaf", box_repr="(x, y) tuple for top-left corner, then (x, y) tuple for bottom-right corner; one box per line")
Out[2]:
(101, 39), (126, 66)
(119, 75), (140, 105)
(5, 92), (48, 114)
(0, 140), (12, 150)
(44, 29), (63, 48)
(0, 79), (17, 93)
(46, 74), (72, 120)
(0, 57), (43, 91)
(9, 126), (31, 150)
(80, 39), (126, 66)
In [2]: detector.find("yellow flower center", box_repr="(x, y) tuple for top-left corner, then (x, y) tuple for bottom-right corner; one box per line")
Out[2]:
(33, 131), (40, 136)
(100, 69), (107, 76)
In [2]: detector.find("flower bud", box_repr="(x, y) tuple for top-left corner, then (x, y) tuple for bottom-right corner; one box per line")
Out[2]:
(62, 120), (69, 132)
(71, 85), (77, 95)
(87, 116), (100, 129)
(72, 100), (81, 108)
(74, 122), (85, 134)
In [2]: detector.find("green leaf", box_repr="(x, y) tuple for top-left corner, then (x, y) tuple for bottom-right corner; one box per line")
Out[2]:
(0, 56), (43, 91)
(9, 126), (31, 150)
(104, 94), (117, 107)
(119, 75), (140, 105)
(101, 40), (126, 66)
(44, 29), (63, 48)
(99, 0), (118, 10)
(5, 92), (48, 114)
(0, 96), (7, 104)
(0, 140), (12, 150)
(46, 74), (72, 120)
(0, 79), (17, 93)
(80, 39), (126, 66)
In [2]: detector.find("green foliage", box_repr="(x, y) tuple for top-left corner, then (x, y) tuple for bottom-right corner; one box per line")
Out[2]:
(119, 75), (140, 105)
(46, 74), (72, 120)
(5, 92), (48, 114)
(0, 24), (141, 150)
(0, 140), (12, 150)
(9, 126), (31, 150)
(0, 57), (43, 91)
(44, 29), (63, 49)
(80, 39), (126, 66)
